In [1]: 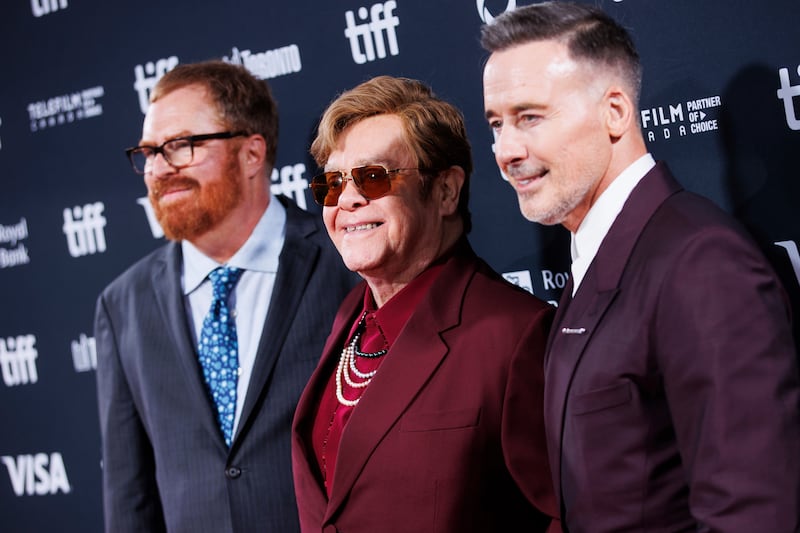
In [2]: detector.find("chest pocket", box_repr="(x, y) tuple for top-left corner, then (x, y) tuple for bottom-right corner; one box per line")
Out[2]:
(400, 408), (481, 432)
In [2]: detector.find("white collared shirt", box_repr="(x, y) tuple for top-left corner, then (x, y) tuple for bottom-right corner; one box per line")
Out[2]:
(182, 195), (286, 436)
(570, 154), (655, 296)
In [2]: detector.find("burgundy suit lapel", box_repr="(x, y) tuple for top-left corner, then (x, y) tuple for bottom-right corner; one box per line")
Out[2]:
(545, 162), (683, 506)
(545, 273), (619, 505)
(292, 286), (364, 518)
(325, 253), (475, 517)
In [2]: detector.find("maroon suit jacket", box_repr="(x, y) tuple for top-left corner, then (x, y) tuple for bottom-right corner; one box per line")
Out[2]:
(545, 162), (800, 532)
(292, 245), (560, 533)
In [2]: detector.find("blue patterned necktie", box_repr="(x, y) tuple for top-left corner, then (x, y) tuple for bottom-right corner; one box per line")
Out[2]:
(198, 265), (243, 447)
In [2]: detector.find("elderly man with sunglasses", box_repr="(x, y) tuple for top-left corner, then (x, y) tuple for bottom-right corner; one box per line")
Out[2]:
(94, 60), (357, 533)
(290, 75), (560, 533)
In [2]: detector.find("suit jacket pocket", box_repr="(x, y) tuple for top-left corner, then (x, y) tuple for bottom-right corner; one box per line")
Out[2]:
(400, 408), (480, 432)
(571, 382), (631, 415)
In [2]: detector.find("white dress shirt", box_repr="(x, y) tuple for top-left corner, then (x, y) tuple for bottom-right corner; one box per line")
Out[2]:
(182, 195), (286, 435)
(570, 154), (655, 296)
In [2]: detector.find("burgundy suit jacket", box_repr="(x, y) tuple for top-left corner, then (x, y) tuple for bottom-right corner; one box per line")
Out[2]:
(545, 162), (800, 532)
(292, 245), (560, 533)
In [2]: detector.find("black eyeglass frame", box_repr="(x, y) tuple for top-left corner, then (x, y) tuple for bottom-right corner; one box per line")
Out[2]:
(309, 165), (428, 207)
(124, 130), (248, 174)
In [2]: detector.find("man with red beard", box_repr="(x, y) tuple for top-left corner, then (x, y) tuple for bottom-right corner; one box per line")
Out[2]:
(94, 61), (357, 533)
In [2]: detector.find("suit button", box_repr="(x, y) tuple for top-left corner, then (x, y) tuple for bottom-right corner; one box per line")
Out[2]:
(225, 467), (242, 479)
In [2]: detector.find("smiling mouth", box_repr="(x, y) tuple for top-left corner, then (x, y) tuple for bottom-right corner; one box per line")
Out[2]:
(153, 178), (197, 201)
(345, 223), (381, 233)
(512, 169), (548, 187)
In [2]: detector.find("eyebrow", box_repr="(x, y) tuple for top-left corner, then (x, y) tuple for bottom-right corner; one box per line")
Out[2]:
(138, 130), (194, 146)
(491, 102), (547, 119)
(326, 158), (396, 171)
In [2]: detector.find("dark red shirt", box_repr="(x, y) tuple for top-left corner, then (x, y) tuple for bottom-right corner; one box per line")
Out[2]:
(310, 261), (445, 497)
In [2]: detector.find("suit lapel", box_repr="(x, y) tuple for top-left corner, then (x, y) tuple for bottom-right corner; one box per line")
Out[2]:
(235, 200), (321, 445)
(292, 287), (363, 520)
(545, 162), (683, 505)
(150, 243), (226, 444)
(324, 252), (476, 516)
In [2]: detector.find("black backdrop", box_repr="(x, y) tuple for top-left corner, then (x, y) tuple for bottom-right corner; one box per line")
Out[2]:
(1, 1), (799, 531)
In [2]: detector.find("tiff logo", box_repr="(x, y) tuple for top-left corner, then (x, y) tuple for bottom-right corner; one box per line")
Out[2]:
(271, 163), (309, 210)
(31, 0), (67, 17)
(63, 202), (107, 257)
(775, 240), (800, 288)
(134, 56), (180, 114)
(1, 453), (71, 496)
(344, 1), (400, 64)
(137, 197), (164, 239)
(777, 64), (800, 131)
(71, 333), (96, 372)
(1, 335), (38, 387)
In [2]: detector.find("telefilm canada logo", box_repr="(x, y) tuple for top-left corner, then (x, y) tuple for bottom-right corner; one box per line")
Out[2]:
(27, 86), (104, 132)
(640, 95), (722, 142)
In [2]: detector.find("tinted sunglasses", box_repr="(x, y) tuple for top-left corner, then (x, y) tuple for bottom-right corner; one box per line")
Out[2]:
(309, 165), (423, 206)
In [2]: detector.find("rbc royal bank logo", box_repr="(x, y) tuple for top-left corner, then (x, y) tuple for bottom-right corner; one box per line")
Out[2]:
(344, 1), (400, 64)
(777, 64), (800, 131)
(0, 218), (30, 269)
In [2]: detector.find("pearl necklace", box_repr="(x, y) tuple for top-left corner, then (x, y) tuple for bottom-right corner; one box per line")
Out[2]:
(335, 312), (388, 406)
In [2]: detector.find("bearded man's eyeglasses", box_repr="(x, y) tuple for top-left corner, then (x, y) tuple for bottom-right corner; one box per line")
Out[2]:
(309, 165), (425, 206)
(125, 131), (248, 174)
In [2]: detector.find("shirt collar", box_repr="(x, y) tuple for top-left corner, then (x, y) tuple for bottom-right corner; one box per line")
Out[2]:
(182, 194), (287, 295)
(571, 153), (655, 264)
(350, 242), (459, 345)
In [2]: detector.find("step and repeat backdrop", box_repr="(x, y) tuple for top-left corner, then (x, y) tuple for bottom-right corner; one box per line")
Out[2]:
(1, 0), (799, 530)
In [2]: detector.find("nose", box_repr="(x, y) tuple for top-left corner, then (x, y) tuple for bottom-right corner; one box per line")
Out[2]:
(493, 126), (527, 168)
(148, 152), (176, 179)
(335, 176), (367, 209)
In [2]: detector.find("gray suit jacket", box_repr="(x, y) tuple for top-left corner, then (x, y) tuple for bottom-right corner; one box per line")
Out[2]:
(545, 163), (800, 532)
(95, 196), (358, 533)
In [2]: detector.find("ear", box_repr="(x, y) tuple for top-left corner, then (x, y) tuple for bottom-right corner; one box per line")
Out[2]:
(240, 134), (267, 177)
(437, 165), (465, 217)
(604, 86), (636, 140)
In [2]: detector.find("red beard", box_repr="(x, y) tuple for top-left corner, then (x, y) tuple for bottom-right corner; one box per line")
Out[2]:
(149, 157), (242, 242)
